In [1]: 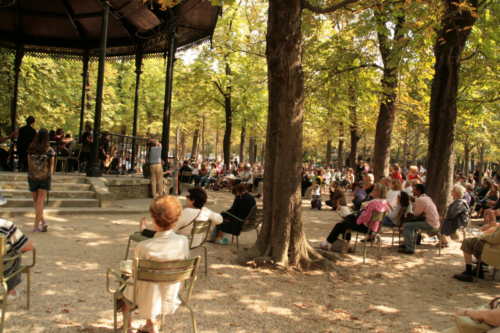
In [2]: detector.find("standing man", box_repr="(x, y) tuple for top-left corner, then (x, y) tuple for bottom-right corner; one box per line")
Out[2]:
(16, 116), (37, 171)
(0, 188), (35, 303)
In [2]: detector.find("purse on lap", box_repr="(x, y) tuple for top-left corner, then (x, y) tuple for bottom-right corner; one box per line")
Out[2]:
(453, 297), (500, 333)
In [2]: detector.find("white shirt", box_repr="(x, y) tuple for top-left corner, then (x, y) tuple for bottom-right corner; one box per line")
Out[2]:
(324, 172), (332, 180)
(386, 190), (401, 211)
(123, 230), (190, 319)
(192, 168), (199, 176)
(403, 186), (413, 196)
(312, 184), (321, 196)
(173, 207), (223, 247)
(239, 171), (253, 183)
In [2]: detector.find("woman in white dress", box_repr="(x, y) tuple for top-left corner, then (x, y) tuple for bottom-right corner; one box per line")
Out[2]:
(120, 195), (189, 333)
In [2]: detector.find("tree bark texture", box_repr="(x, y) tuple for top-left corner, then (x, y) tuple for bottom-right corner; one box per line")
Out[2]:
(349, 82), (361, 178)
(326, 140), (332, 165)
(180, 131), (186, 161)
(191, 121), (200, 160)
(249, 135), (255, 165)
(426, 0), (478, 215)
(240, 0), (322, 268)
(240, 124), (246, 164)
(338, 123), (345, 171)
(412, 128), (420, 166)
(372, 13), (404, 181)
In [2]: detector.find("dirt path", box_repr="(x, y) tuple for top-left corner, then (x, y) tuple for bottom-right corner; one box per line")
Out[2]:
(3, 190), (498, 332)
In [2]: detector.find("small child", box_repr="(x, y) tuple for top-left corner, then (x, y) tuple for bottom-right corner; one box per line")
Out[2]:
(311, 177), (322, 211)
(336, 199), (351, 218)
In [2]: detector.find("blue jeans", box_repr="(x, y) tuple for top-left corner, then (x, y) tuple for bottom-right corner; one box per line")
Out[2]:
(200, 176), (210, 186)
(383, 216), (396, 227)
(403, 220), (433, 251)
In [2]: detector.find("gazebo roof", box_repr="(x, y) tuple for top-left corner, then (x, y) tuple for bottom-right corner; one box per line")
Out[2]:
(0, 0), (221, 60)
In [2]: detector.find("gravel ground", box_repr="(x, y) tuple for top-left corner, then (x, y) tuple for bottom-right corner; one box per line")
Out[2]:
(3, 190), (499, 333)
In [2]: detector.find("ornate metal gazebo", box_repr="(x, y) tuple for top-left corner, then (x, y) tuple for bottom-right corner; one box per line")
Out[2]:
(0, 0), (221, 176)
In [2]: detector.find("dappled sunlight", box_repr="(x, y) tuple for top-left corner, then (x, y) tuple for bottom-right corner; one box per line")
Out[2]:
(2, 191), (499, 332)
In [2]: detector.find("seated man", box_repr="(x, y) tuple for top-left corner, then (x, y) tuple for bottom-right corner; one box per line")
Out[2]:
(325, 180), (346, 209)
(473, 184), (498, 218)
(0, 189), (35, 304)
(399, 184), (440, 255)
(453, 222), (500, 282)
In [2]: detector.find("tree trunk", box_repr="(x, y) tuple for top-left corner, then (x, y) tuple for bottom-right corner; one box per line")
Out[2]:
(191, 121), (200, 160)
(201, 115), (205, 163)
(412, 128), (420, 166)
(249, 135), (255, 165)
(372, 15), (403, 181)
(403, 129), (408, 173)
(254, 143), (258, 163)
(395, 146), (400, 165)
(426, 0), (478, 215)
(479, 143), (485, 175)
(326, 140), (332, 165)
(215, 128), (219, 162)
(180, 131), (186, 161)
(348, 82), (361, 180)
(240, 124), (246, 164)
(219, 63), (233, 168)
(261, 143), (265, 166)
(237, 0), (328, 270)
(338, 123), (344, 171)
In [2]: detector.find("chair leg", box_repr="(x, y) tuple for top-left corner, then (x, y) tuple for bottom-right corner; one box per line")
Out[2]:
(125, 238), (132, 260)
(236, 236), (239, 251)
(160, 313), (164, 330)
(414, 229), (418, 249)
(341, 232), (348, 255)
(27, 269), (31, 310)
(1, 282), (7, 333)
(354, 233), (359, 252)
(363, 236), (368, 263)
(475, 260), (481, 282)
(113, 294), (118, 333)
(378, 239), (382, 259)
(123, 308), (134, 333)
(391, 230), (395, 250)
(203, 245), (208, 276)
(185, 304), (197, 333)
(438, 232), (442, 257)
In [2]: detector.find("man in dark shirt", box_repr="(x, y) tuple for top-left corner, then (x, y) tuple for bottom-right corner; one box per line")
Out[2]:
(16, 116), (37, 171)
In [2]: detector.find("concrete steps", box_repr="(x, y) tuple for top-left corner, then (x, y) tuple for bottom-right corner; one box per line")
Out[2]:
(1, 189), (95, 199)
(2, 198), (100, 208)
(0, 182), (92, 191)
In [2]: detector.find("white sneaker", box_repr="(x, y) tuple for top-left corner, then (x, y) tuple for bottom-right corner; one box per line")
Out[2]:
(6, 290), (18, 304)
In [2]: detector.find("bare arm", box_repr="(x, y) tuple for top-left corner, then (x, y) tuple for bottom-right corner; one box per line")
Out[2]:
(455, 307), (500, 327)
(21, 240), (34, 252)
(49, 156), (54, 176)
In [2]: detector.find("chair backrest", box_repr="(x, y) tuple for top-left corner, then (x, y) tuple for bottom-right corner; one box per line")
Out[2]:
(188, 219), (212, 249)
(0, 236), (6, 280)
(397, 205), (408, 226)
(438, 206), (449, 231)
(368, 210), (386, 233)
(71, 143), (84, 159)
(135, 256), (200, 283)
(241, 206), (263, 232)
(180, 171), (192, 184)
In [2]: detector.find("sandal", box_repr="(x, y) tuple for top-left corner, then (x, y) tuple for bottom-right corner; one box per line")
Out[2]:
(138, 326), (157, 333)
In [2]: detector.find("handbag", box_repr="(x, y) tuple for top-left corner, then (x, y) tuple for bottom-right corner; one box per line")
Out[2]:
(453, 297), (500, 333)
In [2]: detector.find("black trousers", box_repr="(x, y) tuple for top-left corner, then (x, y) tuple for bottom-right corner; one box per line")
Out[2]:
(141, 229), (156, 238)
(301, 181), (311, 196)
(327, 217), (369, 243)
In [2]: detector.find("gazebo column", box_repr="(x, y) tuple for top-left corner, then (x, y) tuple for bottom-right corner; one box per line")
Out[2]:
(87, 1), (110, 177)
(11, 44), (24, 133)
(79, 50), (90, 140)
(161, 32), (177, 162)
(130, 44), (144, 174)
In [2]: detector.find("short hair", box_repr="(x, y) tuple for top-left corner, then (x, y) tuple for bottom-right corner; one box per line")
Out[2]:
(366, 173), (374, 182)
(391, 179), (402, 190)
(392, 164), (400, 171)
(149, 195), (182, 230)
(232, 184), (246, 195)
(332, 180), (339, 186)
(187, 187), (208, 209)
(466, 184), (473, 191)
(374, 183), (387, 199)
(410, 179), (420, 186)
(26, 116), (35, 125)
(453, 184), (465, 198)
(415, 184), (426, 194)
(410, 166), (418, 172)
(150, 139), (158, 146)
(56, 128), (64, 135)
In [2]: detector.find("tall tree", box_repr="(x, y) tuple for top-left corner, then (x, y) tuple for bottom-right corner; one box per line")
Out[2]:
(426, 0), (479, 214)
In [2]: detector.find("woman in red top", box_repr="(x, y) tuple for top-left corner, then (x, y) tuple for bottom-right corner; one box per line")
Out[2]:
(390, 164), (403, 183)
(407, 166), (424, 182)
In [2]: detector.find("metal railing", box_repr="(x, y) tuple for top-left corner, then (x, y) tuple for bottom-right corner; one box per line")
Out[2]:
(104, 133), (150, 177)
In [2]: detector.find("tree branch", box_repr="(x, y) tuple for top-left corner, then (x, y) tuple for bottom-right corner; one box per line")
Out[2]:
(327, 64), (383, 75)
(461, 50), (489, 61)
(301, 0), (359, 13)
(212, 98), (225, 108)
(212, 80), (225, 97)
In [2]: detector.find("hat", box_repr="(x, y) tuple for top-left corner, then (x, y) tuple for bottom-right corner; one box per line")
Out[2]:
(0, 188), (7, 205)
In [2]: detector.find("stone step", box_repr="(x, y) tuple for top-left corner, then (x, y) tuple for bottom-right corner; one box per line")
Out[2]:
(0, 182), (91, 191)
(1, 189), (95, 199)
(0, 207), (149, 218)
(0, 173), (87, 184)
(2, 198), (100, 208)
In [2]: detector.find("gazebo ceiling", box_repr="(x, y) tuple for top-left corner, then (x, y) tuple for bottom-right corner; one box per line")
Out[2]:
(0, 0), (221, 60)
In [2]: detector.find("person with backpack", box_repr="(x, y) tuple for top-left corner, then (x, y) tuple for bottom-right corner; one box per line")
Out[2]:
(26, 128), (55, 233)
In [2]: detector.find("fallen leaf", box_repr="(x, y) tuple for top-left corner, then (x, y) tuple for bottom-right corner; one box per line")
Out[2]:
(64, 303), (72, 306)
(46, 310), (52, 313)
(78, 299), (86, 302)
(85, 279), (94, 282)
(61, 308), (70, 313)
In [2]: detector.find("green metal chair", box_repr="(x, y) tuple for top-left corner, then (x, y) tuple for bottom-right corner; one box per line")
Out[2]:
(460, 202), (476, 239)
(106, 256), (201, 333)
(411, 207), (448, 257)
(179, 171), (193, 195)
(229, 206), (263, 251)
(66, 143), (84, 175)
(125, 220), (212, 276)
(0, 236), (36, 333)
(188, 220), (212, 276)
(389, 205), (409, 250)
(342, 211), (386, 263)
(124, 232), (149, 260)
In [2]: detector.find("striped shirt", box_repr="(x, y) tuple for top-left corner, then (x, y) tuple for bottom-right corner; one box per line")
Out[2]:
(1, 218), (28, 276)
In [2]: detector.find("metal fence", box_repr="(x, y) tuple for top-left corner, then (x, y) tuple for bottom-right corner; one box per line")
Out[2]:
(105, 133), (150, 176)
